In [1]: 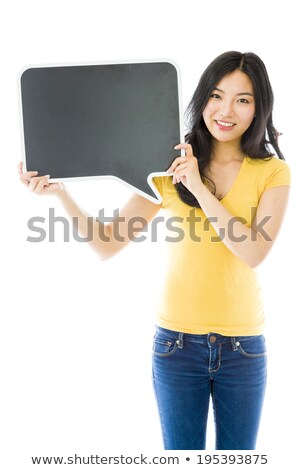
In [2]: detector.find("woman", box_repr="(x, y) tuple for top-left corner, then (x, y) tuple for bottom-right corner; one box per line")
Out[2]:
(18, 51), (291, 450)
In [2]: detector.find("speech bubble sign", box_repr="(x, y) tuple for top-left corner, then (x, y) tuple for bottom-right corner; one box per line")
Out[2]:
(19, 60), (183, 204)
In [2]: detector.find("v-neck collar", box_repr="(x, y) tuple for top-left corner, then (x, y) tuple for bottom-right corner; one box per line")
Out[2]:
(219, 156), (247, 202)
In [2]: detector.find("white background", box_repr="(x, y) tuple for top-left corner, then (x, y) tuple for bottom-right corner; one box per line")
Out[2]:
(1, 0), (300, 468)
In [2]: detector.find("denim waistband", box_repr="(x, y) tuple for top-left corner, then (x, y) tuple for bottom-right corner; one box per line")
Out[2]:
(155, 325), (263, 349)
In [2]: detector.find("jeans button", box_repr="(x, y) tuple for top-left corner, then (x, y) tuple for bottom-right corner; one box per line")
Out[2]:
(209, 335), (217, 343)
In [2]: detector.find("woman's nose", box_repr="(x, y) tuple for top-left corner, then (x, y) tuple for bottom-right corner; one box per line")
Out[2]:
(219, 101), (234, 118)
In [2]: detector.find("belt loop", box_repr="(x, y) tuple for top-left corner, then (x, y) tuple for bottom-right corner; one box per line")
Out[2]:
(231, 336), (238, 351)
(176, 332), (184, 349)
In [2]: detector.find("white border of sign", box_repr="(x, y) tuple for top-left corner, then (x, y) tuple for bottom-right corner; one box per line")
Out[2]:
(17, 58), (184, 204)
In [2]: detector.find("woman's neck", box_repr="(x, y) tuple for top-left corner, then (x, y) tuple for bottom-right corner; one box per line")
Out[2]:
(211, 140), (244, 164)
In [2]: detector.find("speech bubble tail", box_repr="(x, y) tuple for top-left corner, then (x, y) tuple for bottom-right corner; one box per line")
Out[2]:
(146, 172), (172, 205)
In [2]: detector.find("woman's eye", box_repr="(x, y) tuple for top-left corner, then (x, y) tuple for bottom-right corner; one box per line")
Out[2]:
(238, 98), (250, 103)
(211, 93), (221, 99)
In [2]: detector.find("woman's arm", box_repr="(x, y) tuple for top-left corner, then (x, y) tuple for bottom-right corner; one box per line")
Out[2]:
(19, 162), (162, 261)
(167, 145), (290, 269)
(57, 187), (162, 260)
(193, 183), (290, 269)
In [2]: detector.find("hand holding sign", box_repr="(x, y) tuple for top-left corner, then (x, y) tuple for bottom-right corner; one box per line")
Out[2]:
(18, 161), (64, 195)
(19, 61), (183, 203)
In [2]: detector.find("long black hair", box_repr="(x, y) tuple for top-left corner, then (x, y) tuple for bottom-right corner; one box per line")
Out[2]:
(174, 51), (284, 208)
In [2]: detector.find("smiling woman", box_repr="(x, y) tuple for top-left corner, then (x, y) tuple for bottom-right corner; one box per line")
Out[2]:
(19, 50), (291, 452)
(203, 70), (255, 140)
(174, 51), (283, 208)
(151, 51), (290, 451)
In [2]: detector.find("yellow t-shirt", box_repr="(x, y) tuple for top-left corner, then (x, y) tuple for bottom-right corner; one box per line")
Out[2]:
(152, 155), (291, 336)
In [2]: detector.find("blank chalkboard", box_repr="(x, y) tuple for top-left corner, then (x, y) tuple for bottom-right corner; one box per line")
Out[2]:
(19, 61), (183, 203)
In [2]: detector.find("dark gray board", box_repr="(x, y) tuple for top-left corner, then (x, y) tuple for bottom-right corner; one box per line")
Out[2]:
(20, 61), (183, 203)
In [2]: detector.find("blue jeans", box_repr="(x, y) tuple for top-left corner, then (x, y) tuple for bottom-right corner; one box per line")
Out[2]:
(152, 326), (267, 450)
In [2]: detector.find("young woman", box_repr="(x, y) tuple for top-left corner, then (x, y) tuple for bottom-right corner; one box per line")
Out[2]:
(19, 51), (291, 450)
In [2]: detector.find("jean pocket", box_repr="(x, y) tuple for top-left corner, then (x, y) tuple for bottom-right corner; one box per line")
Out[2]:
(152, 331), (179, 357)
(236, 335), (267, 358)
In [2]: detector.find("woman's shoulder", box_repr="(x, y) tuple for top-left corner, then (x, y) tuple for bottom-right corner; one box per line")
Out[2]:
(246, 155), (287, 166)
(245, 155), (290, 176)
(245, 155), (291, 189)
(246, 155), (290, 170)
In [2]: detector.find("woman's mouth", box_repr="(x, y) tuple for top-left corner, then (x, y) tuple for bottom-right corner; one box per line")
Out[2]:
(215, 120), (236, 130)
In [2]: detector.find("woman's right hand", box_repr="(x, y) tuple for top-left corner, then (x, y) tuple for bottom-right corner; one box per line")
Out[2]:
(18, 161), (65, 195)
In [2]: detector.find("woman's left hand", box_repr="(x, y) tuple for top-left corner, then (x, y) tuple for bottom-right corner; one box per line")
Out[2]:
(167, 143), (204, 195)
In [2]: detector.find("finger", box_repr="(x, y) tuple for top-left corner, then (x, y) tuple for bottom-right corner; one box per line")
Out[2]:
(173, 167), (188, 184)
(166, 156), (189, 173)
(173, 161), (190, 172)
(28, 175), (47, 192)
(174, 143), (193, 157)
(35, 177), (50, 195)
(172, 163), (189, 181)
(167, 155), (193, 173)
(20, 170), (39, 185)
(17, 161), (23, 175)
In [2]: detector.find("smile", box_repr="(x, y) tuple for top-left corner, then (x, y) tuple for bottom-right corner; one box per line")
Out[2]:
(215, 120), (235, 127)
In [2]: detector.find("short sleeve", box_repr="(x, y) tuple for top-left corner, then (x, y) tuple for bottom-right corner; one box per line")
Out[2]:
(264, 159), (291, 191)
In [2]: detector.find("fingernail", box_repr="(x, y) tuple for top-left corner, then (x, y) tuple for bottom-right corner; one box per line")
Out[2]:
(45, 175), (50, 178)
(174, 145), (179, 149)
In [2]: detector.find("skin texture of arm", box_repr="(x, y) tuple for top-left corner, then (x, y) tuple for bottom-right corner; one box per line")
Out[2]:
(56, 188), (162, 261)
(18, 162), (162, 261)
(192, 183), (290, 269)
(168, 145), (290, 269)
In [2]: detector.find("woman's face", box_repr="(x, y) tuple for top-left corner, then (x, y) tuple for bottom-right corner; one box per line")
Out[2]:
(202, 69), (256, 146)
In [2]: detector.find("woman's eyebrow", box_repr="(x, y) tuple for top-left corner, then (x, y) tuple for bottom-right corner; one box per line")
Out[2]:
(213, 87), (254, 97)
(213, 87), (224, 93)
(236, 92), (254, 97)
